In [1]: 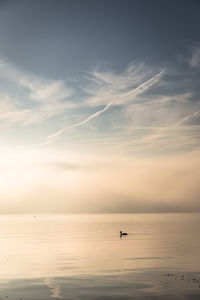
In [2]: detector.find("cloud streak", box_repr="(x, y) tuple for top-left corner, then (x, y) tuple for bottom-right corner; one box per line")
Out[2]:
(124, 68), (166, 100)
(47, 66), (166, 142)
(47, 102), (112, 141)
(85, 64), (166, 107)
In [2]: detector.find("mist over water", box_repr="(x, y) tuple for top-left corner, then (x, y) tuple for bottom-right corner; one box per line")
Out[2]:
(0, 213), (200, 299)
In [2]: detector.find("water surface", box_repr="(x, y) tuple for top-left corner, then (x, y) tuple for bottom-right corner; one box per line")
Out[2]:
(0, 213), (200, 299)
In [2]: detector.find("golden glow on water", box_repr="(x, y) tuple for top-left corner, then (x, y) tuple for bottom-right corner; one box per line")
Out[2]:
(0, 213), (200, 281)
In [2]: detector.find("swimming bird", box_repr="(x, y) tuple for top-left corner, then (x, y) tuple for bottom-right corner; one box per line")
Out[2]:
(120, 231), (128, 236)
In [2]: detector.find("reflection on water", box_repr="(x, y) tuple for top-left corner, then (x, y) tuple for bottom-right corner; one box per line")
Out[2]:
(0, 213), (200, 299)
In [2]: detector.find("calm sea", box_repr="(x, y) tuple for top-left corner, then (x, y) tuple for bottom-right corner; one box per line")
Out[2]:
(0, 213), (200, 300)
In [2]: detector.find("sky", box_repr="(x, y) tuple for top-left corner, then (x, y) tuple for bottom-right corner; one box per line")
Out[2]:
(0, 0), (200, 213)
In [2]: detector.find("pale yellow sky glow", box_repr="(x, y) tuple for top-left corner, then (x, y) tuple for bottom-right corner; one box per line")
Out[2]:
(0, 145), (200, 213)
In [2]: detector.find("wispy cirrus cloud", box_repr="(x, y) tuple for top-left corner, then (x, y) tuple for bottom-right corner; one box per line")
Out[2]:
(47, 64), (166, 141)
(117, 89), (200, 154)
(188, 45), (200, 68)
(0, 59), (73, 102)
(85, 64), (166, 106)
(0, 59), (74, 126)
(0, 94), (30, 125)
(0, 60), (166, 135)
(1, 58), (200, 155)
